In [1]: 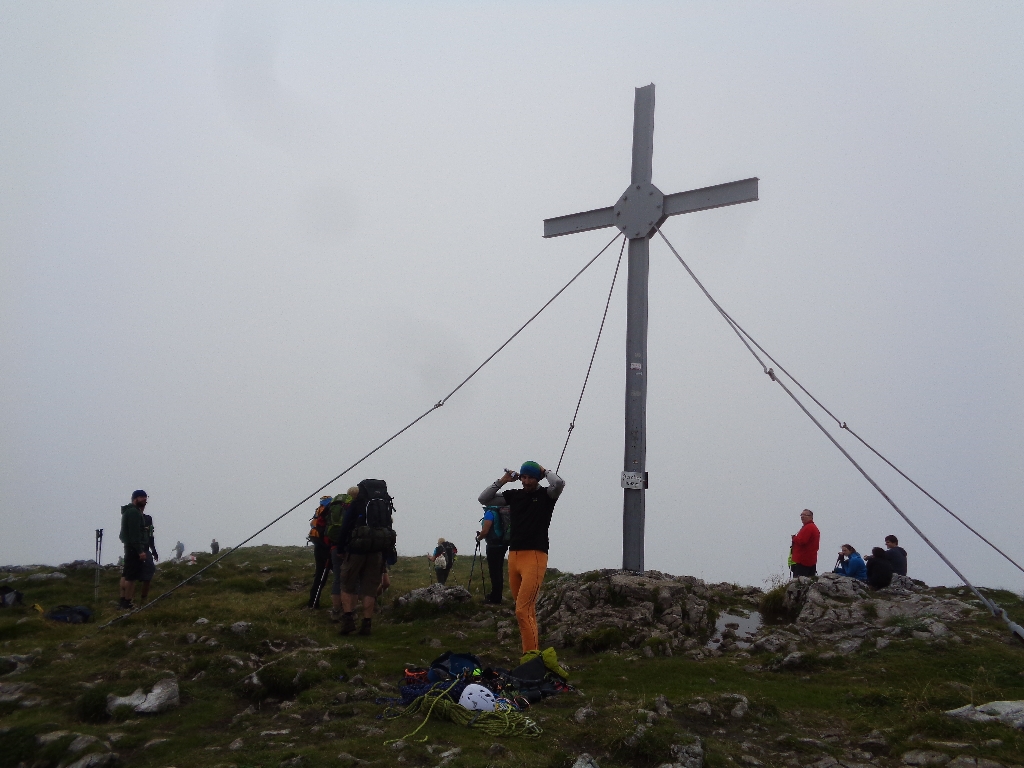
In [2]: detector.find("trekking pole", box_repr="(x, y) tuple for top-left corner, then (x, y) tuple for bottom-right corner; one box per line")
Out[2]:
(467, 542), (480, 592)
(479, 543), (488, 598)
(94, 529), (103, 603)
(312, 553), (331, 608)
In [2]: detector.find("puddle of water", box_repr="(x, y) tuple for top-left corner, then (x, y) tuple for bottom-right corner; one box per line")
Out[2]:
(705, 610), (762, 649)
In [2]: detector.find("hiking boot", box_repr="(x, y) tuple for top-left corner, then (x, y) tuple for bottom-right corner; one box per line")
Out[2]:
(483, 595), (503, 605)
(339, 612), (356, 636)
(358, 618), (372, 636)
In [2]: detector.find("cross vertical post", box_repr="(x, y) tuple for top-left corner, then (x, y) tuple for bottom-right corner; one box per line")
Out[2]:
(543, 84), (758, 572)
(622, 84), (656, 572)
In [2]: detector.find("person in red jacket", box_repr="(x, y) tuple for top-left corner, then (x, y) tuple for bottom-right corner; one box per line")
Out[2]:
(790, 508), (820, 577)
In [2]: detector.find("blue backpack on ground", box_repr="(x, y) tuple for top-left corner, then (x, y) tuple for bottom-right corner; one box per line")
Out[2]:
(45, 605), (93, 624)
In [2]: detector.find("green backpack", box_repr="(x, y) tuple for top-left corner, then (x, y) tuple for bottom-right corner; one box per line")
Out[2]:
(325, 494), (352, 545)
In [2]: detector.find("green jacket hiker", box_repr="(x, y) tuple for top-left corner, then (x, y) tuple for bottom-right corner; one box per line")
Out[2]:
(120, 504), (147, 556)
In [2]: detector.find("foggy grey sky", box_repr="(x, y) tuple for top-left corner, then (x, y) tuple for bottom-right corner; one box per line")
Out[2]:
(2, 2), (1022, 592)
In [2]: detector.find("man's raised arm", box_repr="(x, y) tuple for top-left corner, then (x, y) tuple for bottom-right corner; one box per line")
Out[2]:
(545, 469), (565, 499)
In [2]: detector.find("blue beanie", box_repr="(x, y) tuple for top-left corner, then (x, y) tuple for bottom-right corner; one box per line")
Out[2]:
(519, 461), (543, 480)
(132, 490), (147, 500)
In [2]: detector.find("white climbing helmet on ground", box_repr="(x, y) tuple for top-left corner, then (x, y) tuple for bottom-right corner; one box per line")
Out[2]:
(458, 683), (497, 711)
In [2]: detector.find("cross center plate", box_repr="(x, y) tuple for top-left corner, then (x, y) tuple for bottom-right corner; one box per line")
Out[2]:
(613, 181), (664, 240)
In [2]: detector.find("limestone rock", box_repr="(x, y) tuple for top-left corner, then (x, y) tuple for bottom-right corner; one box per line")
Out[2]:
(575, 705), (597, 723)
(535, 570), (716, 651)
(231, 621), (253, 634)
(689, 700), (713, 716)
(395, 583), (472, 608)
(68, 734), (102, 753)
(661, 739), (704, 768)
(65, 754), (118, 768)
(945, 700), (1024, 729)
(654, 694), (671, 716)
(902, 750), (951, 766)
(781, 652), (805, 668)
(573, 753), (601, 768)
(107, 677), (179, 715)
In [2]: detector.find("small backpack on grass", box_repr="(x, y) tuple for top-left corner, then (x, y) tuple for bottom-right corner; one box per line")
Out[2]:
(45, 605), (93, 624)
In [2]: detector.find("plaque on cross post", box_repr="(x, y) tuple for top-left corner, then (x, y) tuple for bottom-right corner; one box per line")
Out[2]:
(543, 83), (758, 572)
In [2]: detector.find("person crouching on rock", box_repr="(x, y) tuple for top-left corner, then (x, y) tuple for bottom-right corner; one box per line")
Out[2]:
(865, 547), (894, 590)
(478, 461), (564, 654)
(833, 544), (868, 582)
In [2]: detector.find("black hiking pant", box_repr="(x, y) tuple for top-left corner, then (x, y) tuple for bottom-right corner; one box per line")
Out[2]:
(435, 565), (452, 585)
(485, 544), (508, 602)
(308, 540), (331, 607)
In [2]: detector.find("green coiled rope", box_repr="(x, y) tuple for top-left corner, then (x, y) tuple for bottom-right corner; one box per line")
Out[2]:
(383, 681), (543, 743)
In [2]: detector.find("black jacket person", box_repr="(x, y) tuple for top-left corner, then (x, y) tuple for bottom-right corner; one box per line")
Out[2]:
(478, 461), (564, 653)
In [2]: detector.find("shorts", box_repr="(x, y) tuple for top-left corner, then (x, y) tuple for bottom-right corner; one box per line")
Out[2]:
(122, 546), (143, 581)
(139, 551), (156, 582)
(339, 551), (384, 597)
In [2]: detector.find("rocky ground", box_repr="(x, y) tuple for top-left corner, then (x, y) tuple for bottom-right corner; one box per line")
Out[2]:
(1, 548), (1023, 768)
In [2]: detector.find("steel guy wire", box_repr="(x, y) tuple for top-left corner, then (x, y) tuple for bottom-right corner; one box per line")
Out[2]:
(655, 228), (1024, 579)
(100, 232), (624, 628)
(556, 237), (626, 474)
(655, 228), (1009, 618)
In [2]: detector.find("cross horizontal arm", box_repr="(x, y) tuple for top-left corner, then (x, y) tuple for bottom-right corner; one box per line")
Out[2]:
(662, 177), (758, 218)
(543, 206), (616, 239)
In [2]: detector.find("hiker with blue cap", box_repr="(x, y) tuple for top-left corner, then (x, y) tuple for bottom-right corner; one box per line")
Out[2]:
(478, 461), (565, 653)
(476, 503), (511, 604)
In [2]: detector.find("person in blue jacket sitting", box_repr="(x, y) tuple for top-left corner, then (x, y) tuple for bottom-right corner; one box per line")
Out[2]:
(833, 544), (868, 581)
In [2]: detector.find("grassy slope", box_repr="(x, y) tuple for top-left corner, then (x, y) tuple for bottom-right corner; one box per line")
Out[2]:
(1, 546), (1022, 768)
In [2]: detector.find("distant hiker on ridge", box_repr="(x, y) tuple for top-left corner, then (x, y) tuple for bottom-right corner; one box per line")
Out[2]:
(790, 508), (820, 578)
(211, 539), (219, 555)
(428, 538), (456, 585)
(118, 490), (150, 610)
(478, 461), (565, 654)
(173, 541), (184, 561)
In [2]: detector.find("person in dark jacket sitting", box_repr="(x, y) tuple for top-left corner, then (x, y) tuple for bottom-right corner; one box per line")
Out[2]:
(833, 544), (867, 582)
(883, 535), (908, 576)
(865, 546), (894, 589)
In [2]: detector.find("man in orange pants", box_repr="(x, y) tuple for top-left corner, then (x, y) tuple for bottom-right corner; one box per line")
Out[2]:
(478, 461), (565, 653)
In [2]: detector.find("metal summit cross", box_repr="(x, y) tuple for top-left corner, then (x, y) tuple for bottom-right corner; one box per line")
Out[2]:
(543, 83), (758, 572)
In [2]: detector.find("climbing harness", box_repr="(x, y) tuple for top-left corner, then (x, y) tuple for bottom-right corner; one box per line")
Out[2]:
(656, 227), (1024, 643)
